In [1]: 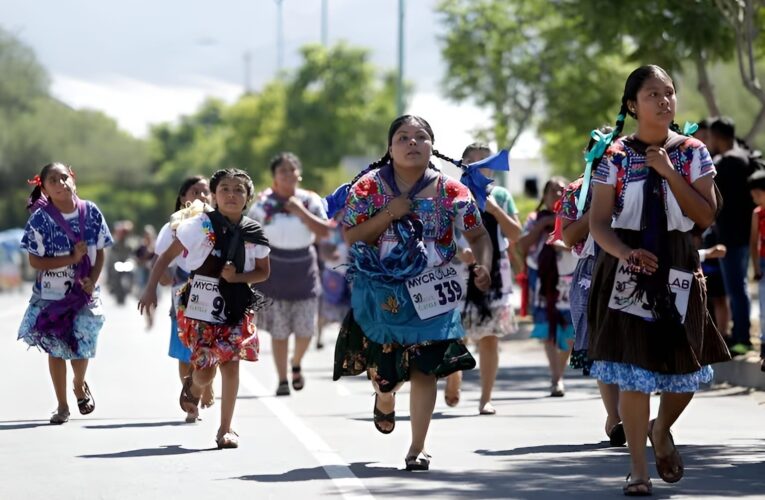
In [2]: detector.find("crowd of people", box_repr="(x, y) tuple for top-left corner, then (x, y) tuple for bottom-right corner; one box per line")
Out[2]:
(13, 63), (765, 496)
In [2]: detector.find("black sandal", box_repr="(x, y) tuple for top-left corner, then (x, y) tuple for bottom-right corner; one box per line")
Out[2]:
(76, 381), (95, 415)
(291, 366), (305, 391)
(373, 393), (395, 434)
(179, 376), (200, 413)
(276, 380), (290, 396)
(609, 422), (627, 447)
(623, 474), (652, 496)
(405, 451), (431, 471)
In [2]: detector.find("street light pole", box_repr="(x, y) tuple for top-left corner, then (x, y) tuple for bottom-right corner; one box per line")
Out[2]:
(276, 0), (284, 75)
(321, 0), (328, 47)
(396, 0), (405, 116)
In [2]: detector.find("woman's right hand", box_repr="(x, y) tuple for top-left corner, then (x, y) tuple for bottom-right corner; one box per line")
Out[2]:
(137, 289), (157, 317)
(386, 195), (412, 220)
(624, 248), (659, 275)
(72, 241), (88, 262)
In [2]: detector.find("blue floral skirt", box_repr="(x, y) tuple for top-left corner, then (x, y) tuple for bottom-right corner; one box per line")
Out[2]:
(18, 294), (105, 360)
(591, 361), (713, 393)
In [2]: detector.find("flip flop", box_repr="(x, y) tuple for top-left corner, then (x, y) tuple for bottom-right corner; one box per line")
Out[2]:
(609, 422), (627, 447)
(479, 402), (496, 415)
(648, 419), (684, 483)
(216, 430), (239, 449)
(405, 451), (431, 471)
(373, 393), (395, 434)
(179, 376), (200, 413)
(623, 474), (653, 496)
(76, 381), (95, 415)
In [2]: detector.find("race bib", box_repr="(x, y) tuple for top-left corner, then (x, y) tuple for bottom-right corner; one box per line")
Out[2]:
(40, 266), (75, 300)
(608, 261), (692, 323)
(184, 274), (226, 324)
(406, 264), (464, 320)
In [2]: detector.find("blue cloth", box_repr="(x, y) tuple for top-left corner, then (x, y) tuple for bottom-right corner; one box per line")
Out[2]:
(527, 267), (575, 351)
(719, 244), (752, 344)
(570, 255), (595, 351)
(18, 294), (105, 359)
(168, 316), (191, 363)
(591, 361), (713, 393)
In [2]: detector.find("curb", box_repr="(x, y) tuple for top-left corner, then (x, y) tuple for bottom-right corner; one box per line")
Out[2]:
(713, 353), (765, 391)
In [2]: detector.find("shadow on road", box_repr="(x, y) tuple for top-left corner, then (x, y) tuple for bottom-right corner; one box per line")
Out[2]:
(233, 441), (765, 499)
(0, 420), (52, 430)
(84, 420), (189, 430)
(79, 444), (217, 459)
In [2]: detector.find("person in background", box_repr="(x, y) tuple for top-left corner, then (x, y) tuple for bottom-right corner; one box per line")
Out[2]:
(748, 170), (765, 370)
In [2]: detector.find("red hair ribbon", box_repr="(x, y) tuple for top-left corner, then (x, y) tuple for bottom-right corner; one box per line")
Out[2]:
(27, 175), (42, 187)
(546, 198), (564, 244)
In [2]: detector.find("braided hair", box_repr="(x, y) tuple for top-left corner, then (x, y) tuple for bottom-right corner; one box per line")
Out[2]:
(26, 162), (73, 213)
(174, 175), (208, 211)
(585, 65), (685, 173)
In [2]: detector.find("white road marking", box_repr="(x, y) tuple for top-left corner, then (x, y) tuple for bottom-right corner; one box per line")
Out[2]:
(239, 370), (374, 500)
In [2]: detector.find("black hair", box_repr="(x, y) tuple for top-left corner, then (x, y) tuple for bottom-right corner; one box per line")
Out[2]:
(26, 162), (72, 212)
(269, 152), (302, 175)
(174, 175), (208, 211)
(710, 116), (736, 140)
(696, 118), (711, 130)
(748, 170), (765, 191)
(461, 142), (492, 161)
(535, 176), (568, 212)
(582, 65), (683, 179)
(209, 168), (255, 208)
(347, 115), (462, 187)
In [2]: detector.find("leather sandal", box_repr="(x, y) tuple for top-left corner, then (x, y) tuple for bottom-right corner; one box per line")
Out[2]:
(405, 451), (431, 471)
(623, 474), (653, 496)
(373, 393), (395, 434)
(216, 430), (239, 449)
(609, 422), (627, 447)
(648, 419), (684, 483)
(179, 376), (200, 413)
(276, 380), (290, 396)
(291, 366), (305, 391)
(75, 381), (95, 415)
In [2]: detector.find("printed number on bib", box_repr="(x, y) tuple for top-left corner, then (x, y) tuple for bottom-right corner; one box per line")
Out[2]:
(184, 275), (226, 324)
(41, 267), (75, 300)
(608, 261), (692, 323)
(406, 264), (463, 320)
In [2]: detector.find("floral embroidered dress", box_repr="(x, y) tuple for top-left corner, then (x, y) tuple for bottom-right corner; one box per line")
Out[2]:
(174, 212), (270, 369)
(333, 168), (482, 389)
(18, 201), (113, 359)
(587, 135), (730, 393)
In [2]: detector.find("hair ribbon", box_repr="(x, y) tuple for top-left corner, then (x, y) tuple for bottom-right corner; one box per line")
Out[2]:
(27, 175), (42, 187)
(577, 113), (625, 215)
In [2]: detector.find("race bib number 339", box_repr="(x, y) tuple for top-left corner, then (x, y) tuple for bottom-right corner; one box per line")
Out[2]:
(184, 275), (226, 324)
(406, 264), (463, 320)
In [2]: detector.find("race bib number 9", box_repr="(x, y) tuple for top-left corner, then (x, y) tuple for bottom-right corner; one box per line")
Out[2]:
(184, 275), (226, 324)
(406, 264), (463, 320)
(41, 266), (75, 300)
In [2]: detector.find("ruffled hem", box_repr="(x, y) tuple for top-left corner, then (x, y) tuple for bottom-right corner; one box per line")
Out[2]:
(591, 361), (713, 393)
(463, 303), (517, 340)
(17, 298), (104, 359)
(178, 309), (259, 369)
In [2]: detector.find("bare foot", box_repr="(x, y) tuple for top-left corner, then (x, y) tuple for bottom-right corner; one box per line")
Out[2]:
(444, 372), (461, 407)
(201, 385), (215, 409)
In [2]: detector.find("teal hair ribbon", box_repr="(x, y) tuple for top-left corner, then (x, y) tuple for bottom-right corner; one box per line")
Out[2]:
(683, 121), (698, 135)
(577, 115), (623, 214)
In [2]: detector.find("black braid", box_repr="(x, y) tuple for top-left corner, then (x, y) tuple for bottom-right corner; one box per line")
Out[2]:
(347, 152), (390, 188)
(581, 104), (628, 190)
(669, 121), (683, 135)
(432, 149), (462, 171)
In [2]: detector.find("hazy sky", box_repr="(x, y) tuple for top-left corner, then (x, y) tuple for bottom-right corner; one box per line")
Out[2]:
(3, 0), (539, 156)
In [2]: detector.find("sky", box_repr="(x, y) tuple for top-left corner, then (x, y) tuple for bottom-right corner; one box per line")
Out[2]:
(2, 0), (539, 158)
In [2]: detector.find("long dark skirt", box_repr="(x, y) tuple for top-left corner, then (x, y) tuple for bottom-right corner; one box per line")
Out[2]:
(588, 230), (730, 374)
(333, 310), (476, 393)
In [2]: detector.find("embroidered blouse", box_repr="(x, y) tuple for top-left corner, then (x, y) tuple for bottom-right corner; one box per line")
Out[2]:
(248, 188), (327, 250)
(559, 177), (595, 258)
(592, 136), (715, 232)
(343, 169), (483, 267)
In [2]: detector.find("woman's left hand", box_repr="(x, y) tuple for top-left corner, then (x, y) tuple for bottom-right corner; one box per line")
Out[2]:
(645, 146), (674, 178)
(472, 264), (492, 292)
(220, 262), (238, 283)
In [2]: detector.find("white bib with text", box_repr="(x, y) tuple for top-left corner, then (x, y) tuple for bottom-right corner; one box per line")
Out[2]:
(40, 266), (75, 301)
(608, 261), (692, 323)
(406, 264), (464, 320)
(184, 274), (226, 324)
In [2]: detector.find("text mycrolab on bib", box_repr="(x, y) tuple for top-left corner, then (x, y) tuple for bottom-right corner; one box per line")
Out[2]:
(406, 263), (464, 320)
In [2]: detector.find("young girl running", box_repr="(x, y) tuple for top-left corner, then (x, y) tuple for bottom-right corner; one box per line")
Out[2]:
(333, 115), (492, 471)
(18, 162), (113, 424)
(139, 168), (270, 448)
(154, 175), (213, 422)
(587, 65), (730, 495)
(518, 177), (576, 397)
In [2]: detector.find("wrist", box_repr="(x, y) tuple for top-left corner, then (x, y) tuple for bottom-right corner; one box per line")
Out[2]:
(384, 205), (395, 220)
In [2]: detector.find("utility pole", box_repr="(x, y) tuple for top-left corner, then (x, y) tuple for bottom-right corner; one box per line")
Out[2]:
(396, 0), (405, 116)
(275, 0), (285, 75)
(321, 0), (328, 47)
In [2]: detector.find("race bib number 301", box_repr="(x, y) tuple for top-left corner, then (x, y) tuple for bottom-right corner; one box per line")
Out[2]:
(184, 275), (226, 324)
(406, 264), (463, 320)
(41, 266), (75, 300)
